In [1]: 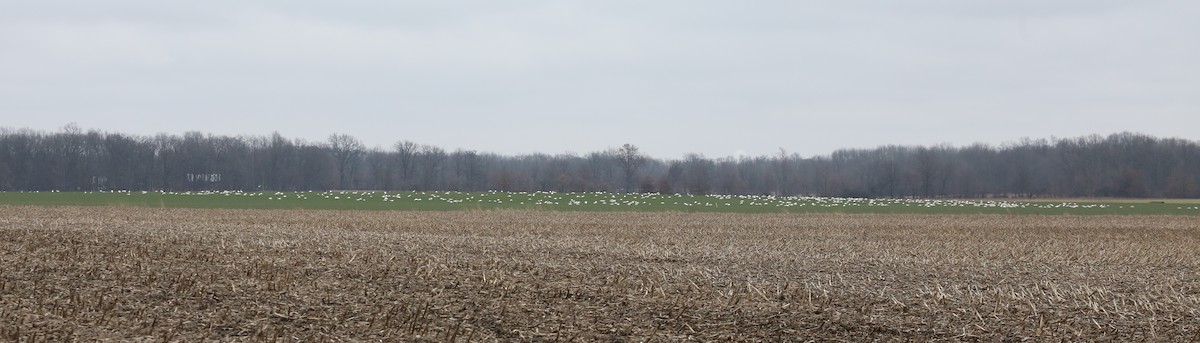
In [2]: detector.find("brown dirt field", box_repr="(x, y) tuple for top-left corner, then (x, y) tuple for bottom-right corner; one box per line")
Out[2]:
(1, 206), (1198, 342)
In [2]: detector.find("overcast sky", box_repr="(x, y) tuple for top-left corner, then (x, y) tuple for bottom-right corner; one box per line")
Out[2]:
(2, 1), (1197, 159)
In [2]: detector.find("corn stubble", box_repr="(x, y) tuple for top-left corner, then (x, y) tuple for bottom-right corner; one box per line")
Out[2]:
(1, 206), (1197, 341)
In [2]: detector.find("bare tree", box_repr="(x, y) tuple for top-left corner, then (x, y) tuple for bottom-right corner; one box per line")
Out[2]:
(328, 133), (364, 189)
(449, 149), (485, 191)
(364, 149), (394, 190)
(0, 151), (11, 191)
(1, 125), (1198, 198)
(682, 153), (714, 195)
(415, 145), (446, 191)
(393, 140), (419, 189)
(914, 147), (953, 197)
(775, 148), (792, 196)
(264, 132), (299, 190)
(613, 143), (645, 193)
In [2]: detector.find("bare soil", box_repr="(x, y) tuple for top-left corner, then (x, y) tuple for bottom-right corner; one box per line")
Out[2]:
(1, 206), (1198, 341)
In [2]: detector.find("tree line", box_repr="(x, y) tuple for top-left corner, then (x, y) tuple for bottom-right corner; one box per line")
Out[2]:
(1, 125), (1197, 198)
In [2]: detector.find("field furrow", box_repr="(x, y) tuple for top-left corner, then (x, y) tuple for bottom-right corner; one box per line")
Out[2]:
(1, 206), (1198, 341)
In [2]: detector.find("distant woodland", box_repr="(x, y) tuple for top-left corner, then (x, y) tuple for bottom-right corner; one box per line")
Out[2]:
(1, 126), (1197, 198)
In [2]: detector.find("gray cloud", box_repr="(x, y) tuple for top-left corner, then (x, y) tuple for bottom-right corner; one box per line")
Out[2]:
(2, 1), (1197, 158)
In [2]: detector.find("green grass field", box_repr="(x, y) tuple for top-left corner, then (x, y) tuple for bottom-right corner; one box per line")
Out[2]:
(1, 190), (1197, 215)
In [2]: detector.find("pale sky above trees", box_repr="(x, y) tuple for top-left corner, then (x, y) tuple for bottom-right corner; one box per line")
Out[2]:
(2, 1), (1197, 159)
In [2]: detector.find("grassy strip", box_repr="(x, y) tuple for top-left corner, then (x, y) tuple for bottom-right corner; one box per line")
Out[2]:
(1, 191), (1197, 215)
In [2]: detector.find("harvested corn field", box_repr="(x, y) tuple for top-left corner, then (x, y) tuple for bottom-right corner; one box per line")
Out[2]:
(1, 206), (1198, 341)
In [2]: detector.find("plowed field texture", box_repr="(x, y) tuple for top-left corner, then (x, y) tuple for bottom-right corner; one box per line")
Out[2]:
(1, 206), (1198, 341)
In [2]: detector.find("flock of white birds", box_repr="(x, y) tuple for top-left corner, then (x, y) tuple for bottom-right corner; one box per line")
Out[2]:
(56, 189), (1200, 212)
